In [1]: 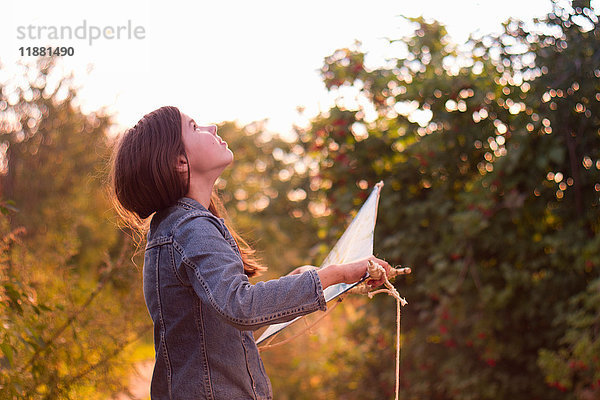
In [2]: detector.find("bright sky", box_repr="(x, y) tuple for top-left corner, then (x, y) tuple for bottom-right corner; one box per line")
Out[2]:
(1, 0), (595, 139)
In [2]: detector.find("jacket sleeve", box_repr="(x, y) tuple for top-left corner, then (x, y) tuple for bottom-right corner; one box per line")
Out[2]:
(174, 214), (327, 331)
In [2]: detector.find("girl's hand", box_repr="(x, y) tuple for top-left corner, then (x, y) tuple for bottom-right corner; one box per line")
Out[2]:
(317, 256), (392, 289)
(339, 256), (392, 288)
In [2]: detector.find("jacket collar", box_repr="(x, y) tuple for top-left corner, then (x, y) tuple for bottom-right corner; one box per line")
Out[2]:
(176, 197), (210, 212)
(175, 197), (226, 223)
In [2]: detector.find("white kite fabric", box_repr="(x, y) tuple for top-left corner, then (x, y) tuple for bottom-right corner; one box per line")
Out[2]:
(256, 181), (410, 400)
(256, 181), (385, 345)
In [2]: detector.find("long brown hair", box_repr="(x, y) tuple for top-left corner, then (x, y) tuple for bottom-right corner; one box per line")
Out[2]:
(110, 106), (266, 277)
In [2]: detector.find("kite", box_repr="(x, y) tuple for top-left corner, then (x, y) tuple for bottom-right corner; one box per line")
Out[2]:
(256, 181), (410, 400)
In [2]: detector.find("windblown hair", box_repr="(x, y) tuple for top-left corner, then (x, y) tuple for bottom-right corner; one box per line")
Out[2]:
(110, 105), (266, 277)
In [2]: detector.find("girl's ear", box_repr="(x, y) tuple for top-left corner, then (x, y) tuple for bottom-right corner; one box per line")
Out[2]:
(176, 155), (188, 173)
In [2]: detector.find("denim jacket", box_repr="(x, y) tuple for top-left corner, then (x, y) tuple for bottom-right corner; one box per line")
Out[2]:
(143, 197), (327, 399)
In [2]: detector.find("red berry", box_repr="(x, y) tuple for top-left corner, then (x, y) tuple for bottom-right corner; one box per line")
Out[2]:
(485, 358), (496, 367)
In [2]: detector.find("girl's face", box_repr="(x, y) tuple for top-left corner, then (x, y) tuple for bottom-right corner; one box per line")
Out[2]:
(179, 112), (233, 179)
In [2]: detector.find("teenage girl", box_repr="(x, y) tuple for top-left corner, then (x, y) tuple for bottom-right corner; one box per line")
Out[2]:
(110, 106), (391, 399)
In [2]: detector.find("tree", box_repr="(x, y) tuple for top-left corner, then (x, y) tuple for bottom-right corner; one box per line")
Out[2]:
(0, 57), (150, 399)
(284, 1), (599, 398)
(214, 119), (322, 279)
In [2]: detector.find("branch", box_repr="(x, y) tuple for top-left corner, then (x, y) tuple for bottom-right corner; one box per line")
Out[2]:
(20, 237), (131, 373)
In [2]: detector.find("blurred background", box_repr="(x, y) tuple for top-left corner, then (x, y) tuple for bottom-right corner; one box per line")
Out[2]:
(0, 0), (599, 399)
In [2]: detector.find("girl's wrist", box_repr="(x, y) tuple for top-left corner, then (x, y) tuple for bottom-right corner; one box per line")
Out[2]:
(316, 264), (343, 289)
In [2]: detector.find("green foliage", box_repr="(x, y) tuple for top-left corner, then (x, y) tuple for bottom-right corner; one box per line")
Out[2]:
(215, 119), (322, 279)
(267, 1), (600, 399)
(538, 276), (600, 394)
(0, 58), (150, 399)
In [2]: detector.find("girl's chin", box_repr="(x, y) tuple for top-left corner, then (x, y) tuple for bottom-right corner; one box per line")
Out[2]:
(222, 151), (234, 167)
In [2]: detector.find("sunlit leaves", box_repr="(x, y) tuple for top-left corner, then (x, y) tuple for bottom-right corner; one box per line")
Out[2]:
(277, 1), (600, 399)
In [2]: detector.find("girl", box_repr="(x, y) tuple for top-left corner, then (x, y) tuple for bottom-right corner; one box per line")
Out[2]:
(110, 106), (392, 399)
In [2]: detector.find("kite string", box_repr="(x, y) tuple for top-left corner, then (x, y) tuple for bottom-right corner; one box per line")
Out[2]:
(352, 260), (407, 400)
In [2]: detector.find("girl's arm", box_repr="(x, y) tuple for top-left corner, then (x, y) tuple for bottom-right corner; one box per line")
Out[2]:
(174, 215), (392, 331)
(175, 215), (327, 331)
(288, 258), (393, 289)
(317, 257), (392, 289)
